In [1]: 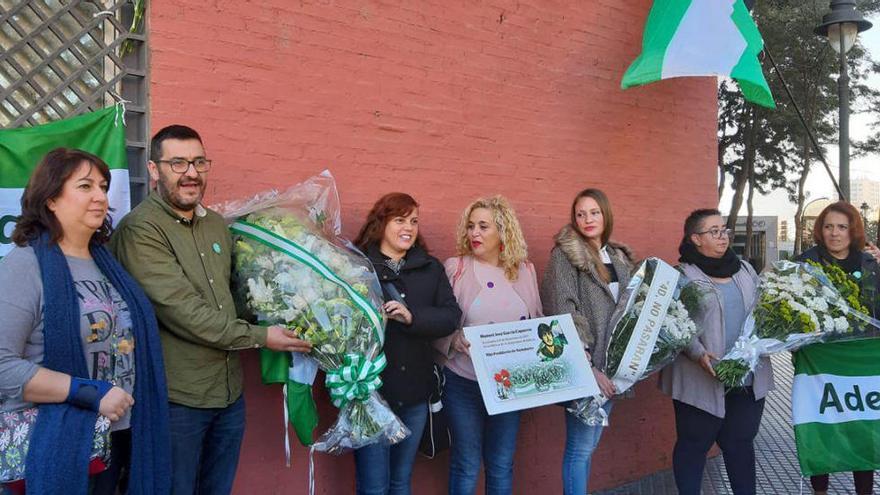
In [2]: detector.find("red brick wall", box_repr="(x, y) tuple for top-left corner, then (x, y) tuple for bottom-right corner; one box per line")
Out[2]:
(149, 1), (718, 493)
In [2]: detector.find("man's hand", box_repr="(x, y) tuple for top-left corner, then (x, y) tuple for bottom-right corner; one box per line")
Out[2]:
(383, 301), (412, 325)
(266, 325), (312, 353)
(866, 242), (880, 263)
(699, 352), (719, 377)
(99, 386), (134, 422)
(592, 368), (616, 398)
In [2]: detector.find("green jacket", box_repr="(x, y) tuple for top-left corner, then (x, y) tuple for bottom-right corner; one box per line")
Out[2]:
(110, 192), (267, 408)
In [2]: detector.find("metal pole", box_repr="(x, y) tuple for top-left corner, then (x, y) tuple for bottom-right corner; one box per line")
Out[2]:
(763, 48), (845, 200)
(838, 26), (850, 201)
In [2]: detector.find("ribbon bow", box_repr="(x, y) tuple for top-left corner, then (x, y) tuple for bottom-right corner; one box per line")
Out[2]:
(325, 353), (386, 408)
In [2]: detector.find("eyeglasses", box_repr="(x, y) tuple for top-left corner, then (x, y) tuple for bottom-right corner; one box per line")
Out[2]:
(696, 228), (732, 239)
(156, 158), (212, 174)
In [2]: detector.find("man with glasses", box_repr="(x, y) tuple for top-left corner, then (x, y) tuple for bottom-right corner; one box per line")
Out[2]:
(110, 125), (311, 495)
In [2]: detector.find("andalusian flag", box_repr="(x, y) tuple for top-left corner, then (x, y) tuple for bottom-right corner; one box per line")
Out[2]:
(792, 340), (880, 476)
(0, 105), (129, 256)
(260, 348), (318, 448)
(621, 0), (775, 108)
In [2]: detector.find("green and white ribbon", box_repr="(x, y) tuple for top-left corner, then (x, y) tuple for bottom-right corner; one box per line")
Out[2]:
(325, 353), (386, 408)
(229, 220), (384, 343)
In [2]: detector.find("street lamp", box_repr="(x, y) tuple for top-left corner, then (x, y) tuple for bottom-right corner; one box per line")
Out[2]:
(815, 0), (872, 202)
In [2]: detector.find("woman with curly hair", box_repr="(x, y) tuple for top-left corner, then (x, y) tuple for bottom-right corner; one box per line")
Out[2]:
(435, 195), (542, 495)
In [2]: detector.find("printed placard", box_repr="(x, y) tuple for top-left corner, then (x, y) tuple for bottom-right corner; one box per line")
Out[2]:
(464, 314), (599, 415)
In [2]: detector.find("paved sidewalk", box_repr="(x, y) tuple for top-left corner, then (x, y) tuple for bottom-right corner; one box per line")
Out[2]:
(596, 353), (879, 494)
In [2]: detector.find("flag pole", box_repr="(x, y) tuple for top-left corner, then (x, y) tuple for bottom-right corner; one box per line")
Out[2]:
(761, 47), (845, 200)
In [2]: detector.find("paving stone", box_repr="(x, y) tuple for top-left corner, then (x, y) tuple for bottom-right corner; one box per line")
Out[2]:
(595, 353), (879, 494)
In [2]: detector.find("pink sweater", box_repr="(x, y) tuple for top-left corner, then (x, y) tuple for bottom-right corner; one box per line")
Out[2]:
(434, 255), (543, 380)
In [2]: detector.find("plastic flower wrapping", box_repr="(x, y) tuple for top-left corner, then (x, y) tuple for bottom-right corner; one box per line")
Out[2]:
(215, 171), (408, 455)
(569, 258), (713, 426)
(713, 260), (880, 387)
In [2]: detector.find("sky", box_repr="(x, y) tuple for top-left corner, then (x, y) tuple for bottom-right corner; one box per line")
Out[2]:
(718, 13), (880, 232)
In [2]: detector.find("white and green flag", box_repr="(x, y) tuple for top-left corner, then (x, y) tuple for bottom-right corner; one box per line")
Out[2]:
(792, 340), (880, 476)
(621, 0), (775, 108)
(0, 105), (129, 257)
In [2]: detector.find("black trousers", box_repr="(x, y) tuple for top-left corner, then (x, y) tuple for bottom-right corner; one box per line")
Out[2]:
(672, 388), (766, 495)
(91, 429), (131, 495)
(810, 471), (874, 494)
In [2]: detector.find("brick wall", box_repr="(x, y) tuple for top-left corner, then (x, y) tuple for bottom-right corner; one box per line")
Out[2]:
(150, 1), (718, 492)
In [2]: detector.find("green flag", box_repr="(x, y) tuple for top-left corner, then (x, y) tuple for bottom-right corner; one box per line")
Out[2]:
(260, 349), (317, 447)
(792, 340), (880, 476)
(0, 105), (129, 255)
(621, 0), (775, 108)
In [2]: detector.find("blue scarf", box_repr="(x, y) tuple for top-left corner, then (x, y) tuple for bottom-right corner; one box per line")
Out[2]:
(25, 233), (171, 495)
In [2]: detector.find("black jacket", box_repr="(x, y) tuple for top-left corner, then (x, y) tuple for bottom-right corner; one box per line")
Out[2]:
(796, 246), (880, 318)
(366, 243), (461, 410)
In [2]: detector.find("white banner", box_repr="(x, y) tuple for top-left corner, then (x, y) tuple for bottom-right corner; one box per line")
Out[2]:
(611, 261), (680, 392)
(0, 169), (129, 257)
(792, 373), (880, 425)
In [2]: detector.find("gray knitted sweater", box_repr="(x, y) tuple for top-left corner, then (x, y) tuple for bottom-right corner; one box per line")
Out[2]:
(540, 225), (634, 371)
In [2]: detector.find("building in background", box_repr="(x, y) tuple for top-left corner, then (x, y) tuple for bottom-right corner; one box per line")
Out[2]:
(851, 176), (880, 217)
(725, 216), (779, 271)
(778, 220), (794, 260)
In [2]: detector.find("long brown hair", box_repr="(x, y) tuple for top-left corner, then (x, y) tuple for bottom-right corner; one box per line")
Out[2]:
(354, 192), (426, 252)
(12, 148), (113, 246)
(570, 188), (614, 283)
(813, 201), (865, 251)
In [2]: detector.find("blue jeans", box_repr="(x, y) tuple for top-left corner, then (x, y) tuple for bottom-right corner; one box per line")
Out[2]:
(353, 401), (429, 495)
(168, 396), (246, 495)
(444, 369), (521, 495)
(562, 401), (613, 495)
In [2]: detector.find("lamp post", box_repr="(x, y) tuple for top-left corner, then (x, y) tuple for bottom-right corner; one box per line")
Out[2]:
(815, 0), (872, 202)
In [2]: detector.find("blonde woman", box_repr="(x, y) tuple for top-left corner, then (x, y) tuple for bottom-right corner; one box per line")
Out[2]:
(435, 196), (542, 495)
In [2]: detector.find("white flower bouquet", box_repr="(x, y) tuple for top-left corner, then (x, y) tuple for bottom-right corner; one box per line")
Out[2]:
(569, 258), (712, 426)
(713, 260), (880, 387)
(216, 171), (408, 454)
